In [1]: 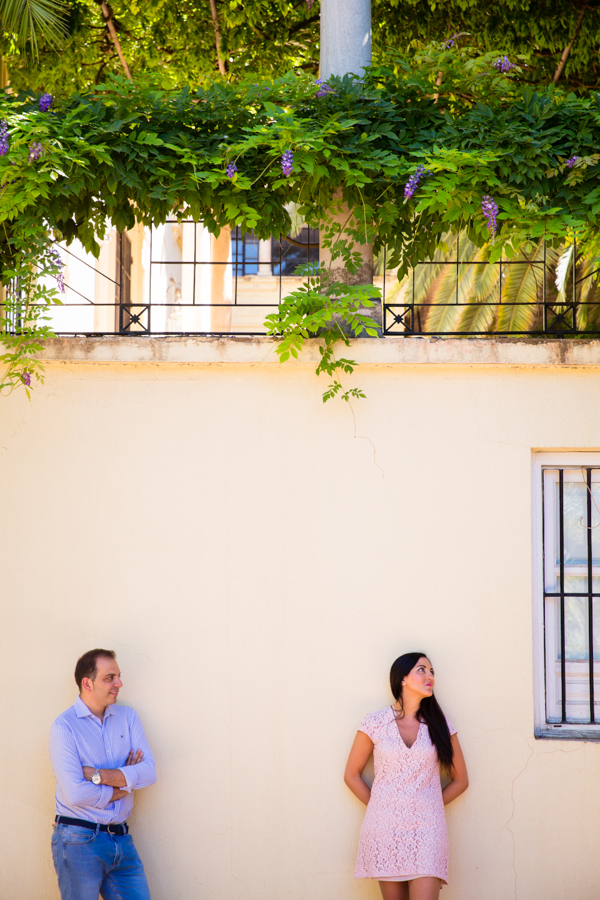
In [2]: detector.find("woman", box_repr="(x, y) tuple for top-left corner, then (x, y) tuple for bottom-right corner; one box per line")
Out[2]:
(344, 652), (468, 900)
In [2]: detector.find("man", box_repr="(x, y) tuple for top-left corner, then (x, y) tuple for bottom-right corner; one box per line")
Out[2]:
(49, 649), (156, 900)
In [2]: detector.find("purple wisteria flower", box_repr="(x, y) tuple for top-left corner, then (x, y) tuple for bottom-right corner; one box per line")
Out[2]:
(0, 119), (8, 156)
(281, 149), (293, 177)
(566, 155), (580, 169)
(306, 0), (315, 8)
(315, 78), (334, 98)
(39, 93), (53, 112)
(444, 34), (459, 49)
(28, 142), (43, 163)
(49, 246), (65, 294)
(226, 161), (238, 178)
(20, 371), (31, 386)
(481, 195), (499, 237)
(404, 165), (430, 201)
(493, 56), (515, 73)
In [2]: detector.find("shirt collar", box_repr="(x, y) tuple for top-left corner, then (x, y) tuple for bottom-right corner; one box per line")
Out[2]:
(74, 695), (116, 718)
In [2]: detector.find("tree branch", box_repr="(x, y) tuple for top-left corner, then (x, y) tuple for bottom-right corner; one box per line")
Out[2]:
(282, 235), (319, 248)
(94, 0), (132, 79)
(94, 56), (111, 84)
(553, 4), (587, 85)
(249, 23), (269, 41)
(209, 0), (226, 76)
(287, 12), (320, 37)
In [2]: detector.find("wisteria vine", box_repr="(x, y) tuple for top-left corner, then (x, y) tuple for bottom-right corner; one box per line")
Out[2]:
(404, 165), (431, 200)
(481, 195), (499, 237)
(1, 48), (600, 398)
(493, 56), (515, 73)
(281, 149), (294, 176)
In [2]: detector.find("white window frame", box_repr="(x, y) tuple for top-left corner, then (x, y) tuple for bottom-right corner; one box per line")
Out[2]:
(533, 451), (600, 740)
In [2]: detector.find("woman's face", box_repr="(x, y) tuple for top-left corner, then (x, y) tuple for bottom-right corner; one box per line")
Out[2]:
(404, 657), (435, 698)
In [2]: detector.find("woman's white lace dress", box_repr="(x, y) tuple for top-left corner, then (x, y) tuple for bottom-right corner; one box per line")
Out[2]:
(354, 706), (456, 884)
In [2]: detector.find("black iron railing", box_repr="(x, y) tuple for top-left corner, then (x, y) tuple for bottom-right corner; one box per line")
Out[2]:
(383, 236), (600, 337)
(4, 229), (600, 338)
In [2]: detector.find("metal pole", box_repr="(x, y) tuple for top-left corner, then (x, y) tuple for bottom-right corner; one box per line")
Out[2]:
(320, 0), (372, 80)
(319, 0), (374, 309)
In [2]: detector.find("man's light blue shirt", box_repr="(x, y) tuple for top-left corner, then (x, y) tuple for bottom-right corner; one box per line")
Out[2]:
(49, 696), (156, 824)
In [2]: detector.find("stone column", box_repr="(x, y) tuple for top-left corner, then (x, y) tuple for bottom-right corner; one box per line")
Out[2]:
(209, 227), (232, 333)
(319, 0), (375, 302)
(320, 191), (373, 286)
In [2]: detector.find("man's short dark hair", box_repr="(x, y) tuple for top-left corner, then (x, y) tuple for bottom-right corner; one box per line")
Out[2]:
(74, 649), (116, 692)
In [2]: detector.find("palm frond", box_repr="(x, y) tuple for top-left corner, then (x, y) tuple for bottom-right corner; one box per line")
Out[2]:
(406, 233), (459, 305)
(410, 257), (446, 303)
(457, 245), (500, 333)
(421, 232), (496, 333)
(496, 240), (546, 333)
(0, 0), (67, 56)
(576, 254), (600, 331)
(555, 244), (574, 302)
(385, 241), (451, 328)
(385, 235), (600, 336)
(423, 259), (473, 332)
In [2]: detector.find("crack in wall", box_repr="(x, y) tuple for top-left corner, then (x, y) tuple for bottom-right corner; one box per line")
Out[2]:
(504, 740), (581, 899)
(504, 739), (535, 900)
(0, 412), (29, 453)
(347, 400), (384, 478)
(225, 520), (251, 900)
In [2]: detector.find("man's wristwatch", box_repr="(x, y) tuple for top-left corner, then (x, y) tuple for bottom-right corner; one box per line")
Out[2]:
(91, 770), (102, 785)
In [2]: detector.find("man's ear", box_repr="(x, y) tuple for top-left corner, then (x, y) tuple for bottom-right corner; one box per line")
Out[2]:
(81, 677), (92, 694)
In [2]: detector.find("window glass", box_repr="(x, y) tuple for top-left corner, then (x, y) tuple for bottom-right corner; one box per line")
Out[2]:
(232, 228), (259, 276)
(271, 227), (319, 276)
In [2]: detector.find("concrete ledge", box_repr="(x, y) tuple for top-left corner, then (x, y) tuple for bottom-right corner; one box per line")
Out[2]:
(36, 335), (600, 366)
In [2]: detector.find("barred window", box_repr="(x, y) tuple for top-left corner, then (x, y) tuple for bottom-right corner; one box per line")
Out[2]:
(232, 227), (259, 276)
(534, 455), (600, 739)
(271, 227), (319, 276)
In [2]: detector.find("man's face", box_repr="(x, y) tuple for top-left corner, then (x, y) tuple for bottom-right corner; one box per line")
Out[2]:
(82, 656), (123, 709)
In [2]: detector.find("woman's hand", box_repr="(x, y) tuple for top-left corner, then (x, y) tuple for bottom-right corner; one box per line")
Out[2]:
(344, 731), (374, 805)
(441, 734), (468, 806)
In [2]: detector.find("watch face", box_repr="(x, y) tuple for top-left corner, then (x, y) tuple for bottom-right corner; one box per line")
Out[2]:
(92, 772), (101, 785)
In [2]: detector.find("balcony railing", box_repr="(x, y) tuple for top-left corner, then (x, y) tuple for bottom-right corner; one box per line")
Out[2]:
(4, 225), (600, 338)
(383, 236), (600, 337)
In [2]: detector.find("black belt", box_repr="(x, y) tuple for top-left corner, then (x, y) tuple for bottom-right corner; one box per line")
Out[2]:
(55, 815), (129, 836)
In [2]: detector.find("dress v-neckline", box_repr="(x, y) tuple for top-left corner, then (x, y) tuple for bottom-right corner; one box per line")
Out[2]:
(391, 707), (421, 750)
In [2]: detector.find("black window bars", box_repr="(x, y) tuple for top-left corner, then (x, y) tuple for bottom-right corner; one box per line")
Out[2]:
(543, 467), (600, 728)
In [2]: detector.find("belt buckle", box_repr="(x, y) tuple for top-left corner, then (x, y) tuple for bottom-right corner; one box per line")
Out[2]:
(107, 823), (117, 835)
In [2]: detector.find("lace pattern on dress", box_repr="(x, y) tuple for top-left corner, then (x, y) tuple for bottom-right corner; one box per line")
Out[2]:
(354, 706), (457, 885)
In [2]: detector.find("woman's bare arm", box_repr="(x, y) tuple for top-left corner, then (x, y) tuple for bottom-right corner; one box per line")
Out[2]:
(441, 733), (468, 806)
(344, 731), (374, 805)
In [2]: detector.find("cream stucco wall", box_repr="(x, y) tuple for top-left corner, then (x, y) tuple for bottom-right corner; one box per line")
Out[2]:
(2, 337), (600, 900)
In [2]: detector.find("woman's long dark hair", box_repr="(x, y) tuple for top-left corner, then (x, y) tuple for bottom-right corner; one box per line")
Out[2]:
(390, 651), (454, 772)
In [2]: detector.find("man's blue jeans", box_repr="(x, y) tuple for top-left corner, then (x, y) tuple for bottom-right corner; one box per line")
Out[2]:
(51, 823), (151, 900)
